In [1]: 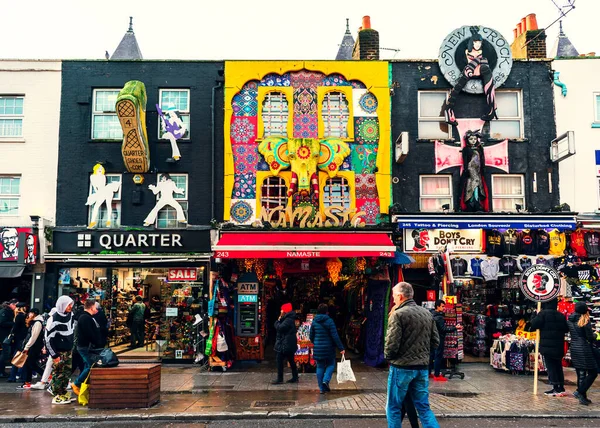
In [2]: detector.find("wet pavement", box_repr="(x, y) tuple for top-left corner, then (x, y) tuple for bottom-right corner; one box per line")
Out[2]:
(0, 362), (599, 422)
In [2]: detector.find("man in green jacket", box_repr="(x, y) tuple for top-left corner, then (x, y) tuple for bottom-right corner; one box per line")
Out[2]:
(129, 296), (146, 348)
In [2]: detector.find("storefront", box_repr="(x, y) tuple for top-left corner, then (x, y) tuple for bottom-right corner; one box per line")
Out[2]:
(0, 226), (38, 304)
(45, 228), (211, 363)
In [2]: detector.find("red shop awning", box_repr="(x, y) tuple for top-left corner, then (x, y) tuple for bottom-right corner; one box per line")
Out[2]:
(214, 231), (396, 259)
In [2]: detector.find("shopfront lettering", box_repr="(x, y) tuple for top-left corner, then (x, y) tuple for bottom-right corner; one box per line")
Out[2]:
(259, 205), (366, 228)
(286, 251), (321, 258)
(404, 229), (482, 253)
(99, 233), (183, 250)
(168, 268), (197, 281)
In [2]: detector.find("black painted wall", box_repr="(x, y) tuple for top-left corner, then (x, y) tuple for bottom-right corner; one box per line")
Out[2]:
(56, 60), (225, 227)
(390, 60), (559, 213)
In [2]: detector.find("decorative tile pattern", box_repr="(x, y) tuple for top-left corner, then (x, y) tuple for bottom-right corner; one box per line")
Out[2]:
(293, 113), (318, 139)
(232, 81), (259, 116)
(350, 80), (367, 89)
(352, 89), (377, 117)
(359, 92), (378, 114)
(233, 173), (256, 199)
(230, 199), (255, 225)
(351, 144), (378, 174)
(323, 73), (352, 86)
(230, 116), (257, 145)
(294, 87), (317, 114)
(261, 73), (291, 87)
(289, 70), (325, 88)
(233, 144), (259, 174)
(354, 118), (380, 144)
(257, 155), (270, 171)
(355, 174), (378, 199)
(356, 198), (380, 225)
(340, 154), (352, 171)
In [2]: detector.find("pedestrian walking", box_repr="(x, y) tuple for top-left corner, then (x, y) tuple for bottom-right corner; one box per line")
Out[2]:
(0, 299), (18, 378)
(309, 303), (345, 393)
(129, 296), (146, 348)
(567, 301), (598, 405)
(271, 303), (299, 384)
(17, 308), (45, 389)
(7, 303), (28, 382)
(429, 299), (456, 382)
(530, 299), (569, 396)
(385, 282), (440, 428)
(45, 296), (75, 405)
(30, 309), (56, 391)
(93, 302), (109, 348)
(70, 299), (101, 397)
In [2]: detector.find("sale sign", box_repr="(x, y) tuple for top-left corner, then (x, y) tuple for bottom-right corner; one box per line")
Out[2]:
(168, 268), (197, 282)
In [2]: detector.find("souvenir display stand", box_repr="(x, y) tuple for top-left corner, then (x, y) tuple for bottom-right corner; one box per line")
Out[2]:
(442, 301), (465, 379)
(295, 314), (316, 372)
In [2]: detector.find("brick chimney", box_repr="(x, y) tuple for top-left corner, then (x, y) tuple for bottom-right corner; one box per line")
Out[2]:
(353, 16), (379, 60)
(510, 13), (547, 59)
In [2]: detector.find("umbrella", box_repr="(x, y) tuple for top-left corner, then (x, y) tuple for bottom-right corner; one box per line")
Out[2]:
(392, 251), (416, 265)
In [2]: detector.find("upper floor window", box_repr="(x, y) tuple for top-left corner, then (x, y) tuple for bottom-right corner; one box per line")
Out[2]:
(492, 174), (525, 212)
(323, 177), (351, 209)
(159, 89), (190, 139)
(87, 174), (122, 228)
(260, 176), (288, 210)
(0, 176), (20, 215)
(0, 96), (24, 138)
(156, 174), (188, 229)
(418, 92), (451, 139)
(262, 92), (289, 137)
(92, 89), (123, 140)
(489, 91), (523, 140)
(420, 175), (452, 212)
(594, 93), (600, 124)
(322, 92), (349, 138)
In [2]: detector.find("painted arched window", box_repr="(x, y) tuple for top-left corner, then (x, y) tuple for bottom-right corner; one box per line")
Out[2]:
(322, 92), (349, 138)
(322, 177), (350, 209)
(262, 92), (289, 137)
(261, 176), (288, 209)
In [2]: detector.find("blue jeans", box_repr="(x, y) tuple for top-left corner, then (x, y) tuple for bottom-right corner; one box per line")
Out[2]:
(386, 366), (439, 428)
(316, 358), (335, 392)
(74, 347), (94, 387)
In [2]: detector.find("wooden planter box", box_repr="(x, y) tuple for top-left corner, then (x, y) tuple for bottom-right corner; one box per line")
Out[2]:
(89, 363), (161, 409)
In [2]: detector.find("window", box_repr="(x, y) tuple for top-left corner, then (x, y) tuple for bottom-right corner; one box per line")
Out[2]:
(0, 176), (20, 215)
(322, 177), (351, 209)
(420, 175), (452, 212)
(260, 176), (288, 210)
(489, 91), (523, 139)
(87, 174), (122, 228)
(594, 93), (600, 124)
(0, 96), (24, 138)
(492, 174), (525, 212)
(92, 89), (123, 140)
(322, 92), (349, 138)
(262, 92), (289, 137)
(418, 92), (451, 139)
(158, 89), (190, 139)
(156, 174), (188, 229)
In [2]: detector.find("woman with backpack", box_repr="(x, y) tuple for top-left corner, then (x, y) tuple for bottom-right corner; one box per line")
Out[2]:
(567, 302), (598, 405)
(17, 308), (45, 389)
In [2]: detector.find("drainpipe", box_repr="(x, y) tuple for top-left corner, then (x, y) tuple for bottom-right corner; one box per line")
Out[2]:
(211, 78), (223, 221)
(553, 71), (567, 97)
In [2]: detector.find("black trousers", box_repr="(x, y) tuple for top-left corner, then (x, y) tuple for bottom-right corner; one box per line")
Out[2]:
(576, 368), (598, 396)
(131, 321), (145, 347)
(401, 391), (419, 428)
(276, 351), (298, 381)
(24, 350), (44, 383)
(543, 355), (564, 388)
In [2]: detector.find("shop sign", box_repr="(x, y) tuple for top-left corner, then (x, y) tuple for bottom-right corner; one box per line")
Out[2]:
(175, 350), (183, 359)
(445, 296), (458, 304)
(0, 227), (35, 263)
(403, 229), (482, 253)
(238, 294), (258, 303)
(166, 307), (179, 317)
(51, 229), (212, 254)
(301, 259), (310, 271)
(259, 205), (366, 228)
(238, 282), (258, 294)
(168, 268), (197, 282)
(393, 215), (577, 231)
(519, 265), (560, 303)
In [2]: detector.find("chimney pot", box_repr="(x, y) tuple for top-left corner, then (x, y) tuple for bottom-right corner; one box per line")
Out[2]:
(362, 16), (371, 30)
(525, 13), (538, 31)
(521, 17), (527, 32)
(516, 22), (523, 35)
(513, 28), (518, 38)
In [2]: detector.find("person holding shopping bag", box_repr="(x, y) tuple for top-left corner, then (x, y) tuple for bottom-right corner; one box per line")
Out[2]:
(271, 303), (298, 384)
(16, 308), (45, 389)
(310, 303), (345, 394)
(567, 302), (598, 405)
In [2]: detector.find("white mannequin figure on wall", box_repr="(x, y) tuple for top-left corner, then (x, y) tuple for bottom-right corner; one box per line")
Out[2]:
(144, 173), (187, 226)
(86, 163), (122, 229)
(157, 104), (187, 161)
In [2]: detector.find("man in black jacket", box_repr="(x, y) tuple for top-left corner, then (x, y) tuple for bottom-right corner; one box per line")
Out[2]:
(0, 299), (17, 377)
(430, 299), (456, 382)
(271, 303), (298, 384)
(71, 299), (101, 396)
(530, 299), (569, 396)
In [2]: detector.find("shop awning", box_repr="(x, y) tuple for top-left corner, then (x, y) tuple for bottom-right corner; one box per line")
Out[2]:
(392, 213), (577, 230)
(0, 266), (25, 278)
(576, 213), (600, 229)
(214, 231), (396, 259)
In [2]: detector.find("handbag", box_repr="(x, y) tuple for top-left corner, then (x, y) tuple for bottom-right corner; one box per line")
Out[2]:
(336, 355), (356, 384)
(11, 350), (27, 368)
(78, 364), (94, 406)
(2, 333), (13, 347)
(216, 331), (228, 352)
(93, 348), (119, 367)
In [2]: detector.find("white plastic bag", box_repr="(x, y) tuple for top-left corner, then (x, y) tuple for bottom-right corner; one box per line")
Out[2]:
(217, 331), (229, 352)
(336, 355), (356, 384)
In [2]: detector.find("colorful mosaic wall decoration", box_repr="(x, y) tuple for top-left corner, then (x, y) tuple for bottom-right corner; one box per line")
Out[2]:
(232, 81), (259, 116)
(233, 173), (256, 199)
(233, 144), (259, 174)
(355, 174), (378, 199)
(354, 117), (380, 145)
(356, 198), (380, 224)
(230, 116), (257, 145)
(230, 199), (255, 225)
(351, 144), (378, 174)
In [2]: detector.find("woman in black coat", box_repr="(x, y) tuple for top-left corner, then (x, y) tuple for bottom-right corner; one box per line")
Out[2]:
(530, 299), (569, 396)
(7, 305), (27, 382)
(271, 303), (298, 384)
(567, 302), (598, 405)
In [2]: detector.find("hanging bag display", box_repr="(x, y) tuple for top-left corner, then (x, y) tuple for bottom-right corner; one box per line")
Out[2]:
(336, 355), (356, 384)
(216, 330), (229, 352)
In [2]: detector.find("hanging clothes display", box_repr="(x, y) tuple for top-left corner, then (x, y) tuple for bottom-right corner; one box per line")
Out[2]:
(501, 229), (519, 256)
(481, 257), (500, 281)
(548, 229), (566, 256)
(363, 279), (389, 367)
(570, 229), (588, 258)
(584, 231), (600, 258)
(470, 257), (483, 277)
(451, 257), (468, 276)
(517, 230), (537, 255)
(486, 230), (503, 257)
(517, 256), (532, 272)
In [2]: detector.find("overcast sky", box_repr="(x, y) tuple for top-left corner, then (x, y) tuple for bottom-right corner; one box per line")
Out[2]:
(2, 0), (596, 61)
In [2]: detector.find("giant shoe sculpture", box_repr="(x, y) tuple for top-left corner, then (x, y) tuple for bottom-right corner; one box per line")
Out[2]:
(116, 81), (150, 173)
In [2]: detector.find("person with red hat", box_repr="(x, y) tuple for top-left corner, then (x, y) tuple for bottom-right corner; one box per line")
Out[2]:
(271, 303), (298, 384)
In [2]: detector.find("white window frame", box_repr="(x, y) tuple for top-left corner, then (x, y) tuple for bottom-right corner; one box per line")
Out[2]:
(490, 90), (524, 139)
(0, 95), (25, 139)
(419, 175), (453, 212)
(158, 89), (191, 140)
(322, 177), (351, 209)
(491, 174), (525, 213)
(260, 176), (288, 210)
(87, 174), (122, 228)
(262, 91), (289, 137)
(594, 93), (600, 125)
(0, 175), (21, 216)
(156, 173), (188, 229)
(417, 91), (452, 140)
(322, 91), (350, 138)
(91, 89), (123, 140)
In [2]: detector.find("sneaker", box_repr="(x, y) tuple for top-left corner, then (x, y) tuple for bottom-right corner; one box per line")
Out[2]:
(30, 381), (47, 390)
(116, 80), (150, 173)
(70, 383), (80, 396)
(16, 382), (32, 390)
(270, 380), (283, 385)
(46, 386), (55, 396)
(67, 383), (72, 391)
(433, 375), (448, 382)
(544, 388), (557, 396)
(323, 382), (331, 392)
(52, 394), (73, 405)
(286, 378), (299, 383)
(574, 391), (589, 406)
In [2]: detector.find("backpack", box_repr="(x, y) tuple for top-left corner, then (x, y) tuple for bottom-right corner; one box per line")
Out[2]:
(93, 348), (119, 367)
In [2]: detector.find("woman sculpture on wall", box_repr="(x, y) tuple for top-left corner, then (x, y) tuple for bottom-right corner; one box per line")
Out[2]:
(459, 130), (489, 212)
(444, 32), (497, 126)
